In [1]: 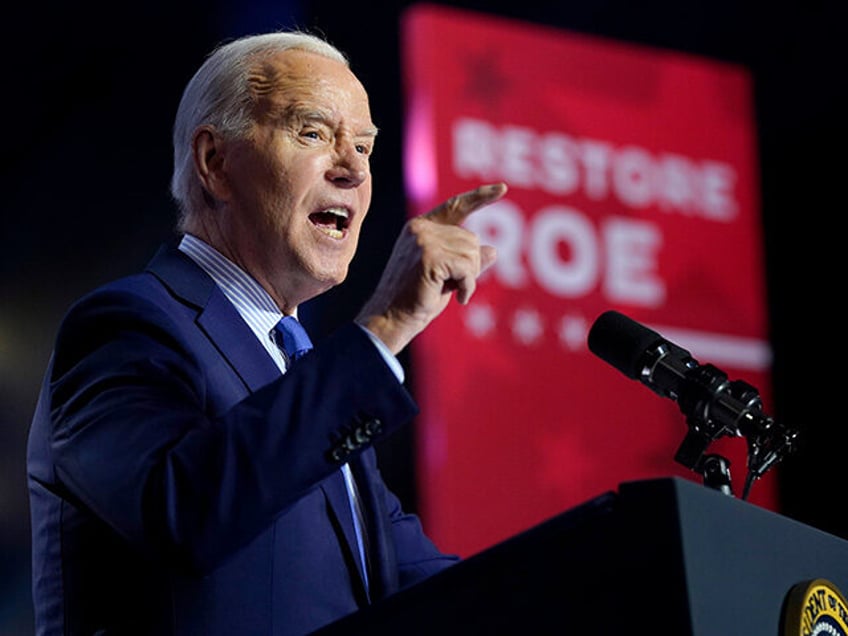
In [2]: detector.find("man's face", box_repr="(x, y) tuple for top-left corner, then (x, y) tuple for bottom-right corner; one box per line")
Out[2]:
(216, 49), (376, 306)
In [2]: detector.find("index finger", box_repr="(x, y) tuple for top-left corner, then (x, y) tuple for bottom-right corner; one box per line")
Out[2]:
(427, 182), (508, 226)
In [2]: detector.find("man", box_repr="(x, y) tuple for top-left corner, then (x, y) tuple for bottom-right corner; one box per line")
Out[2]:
(27, 30), (506, 635)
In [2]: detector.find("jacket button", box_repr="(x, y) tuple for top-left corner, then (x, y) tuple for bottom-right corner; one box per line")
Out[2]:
(365, 418), (382, 436)
(330, 446), (349, 462)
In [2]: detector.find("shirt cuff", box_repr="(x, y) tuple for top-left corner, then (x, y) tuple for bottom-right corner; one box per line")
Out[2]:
(356, 324), (405, 383)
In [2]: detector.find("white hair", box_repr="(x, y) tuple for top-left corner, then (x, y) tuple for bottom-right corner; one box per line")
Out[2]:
(169, 31), (349, 228)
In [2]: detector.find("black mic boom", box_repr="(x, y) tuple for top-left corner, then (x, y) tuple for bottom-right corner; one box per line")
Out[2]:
(587, 309), (697, 400)
(587, 310), (798, 499)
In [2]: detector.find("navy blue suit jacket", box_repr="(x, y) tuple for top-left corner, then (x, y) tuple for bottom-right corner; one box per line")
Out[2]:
(27, 244), (458, 635)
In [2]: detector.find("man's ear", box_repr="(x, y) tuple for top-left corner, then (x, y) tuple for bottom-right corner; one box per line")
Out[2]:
(192, 126), (231, 203)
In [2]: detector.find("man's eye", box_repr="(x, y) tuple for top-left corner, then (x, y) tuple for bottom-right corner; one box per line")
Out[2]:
(302, 130), (321, 140)
(356, 144), (371, 155)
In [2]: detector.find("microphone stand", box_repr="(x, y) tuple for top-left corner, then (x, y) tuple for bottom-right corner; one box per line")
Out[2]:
(674, 427), (735, 496)
(671, 364), (798, 500)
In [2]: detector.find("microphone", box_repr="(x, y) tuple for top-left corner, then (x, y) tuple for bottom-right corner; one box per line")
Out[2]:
(587, 309), (697, 401)
(588, 310), (798, 499)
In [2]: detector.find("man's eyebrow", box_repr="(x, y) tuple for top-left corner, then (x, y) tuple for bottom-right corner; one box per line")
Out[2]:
(278, 103), (331, 126)
(279, 103), (378, 138)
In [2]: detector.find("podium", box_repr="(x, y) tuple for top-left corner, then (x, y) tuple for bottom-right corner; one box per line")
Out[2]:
(314, 477), (848, 634)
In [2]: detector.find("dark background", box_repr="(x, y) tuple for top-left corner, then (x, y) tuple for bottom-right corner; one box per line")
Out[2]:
(2, 0), (845, 632)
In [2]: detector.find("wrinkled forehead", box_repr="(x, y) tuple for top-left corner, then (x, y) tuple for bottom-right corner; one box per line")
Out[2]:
(245, 49), (372, 123)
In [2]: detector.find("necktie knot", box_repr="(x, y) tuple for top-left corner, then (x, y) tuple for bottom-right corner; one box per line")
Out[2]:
(274, 316), (313, 362)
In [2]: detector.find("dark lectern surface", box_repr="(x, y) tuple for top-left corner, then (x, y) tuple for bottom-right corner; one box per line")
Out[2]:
(313, 477), (848, 635)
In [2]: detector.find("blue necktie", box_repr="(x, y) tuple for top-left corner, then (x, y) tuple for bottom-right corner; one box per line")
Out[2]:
(274, 315), (313, 364)
(273, 315), (371, 593)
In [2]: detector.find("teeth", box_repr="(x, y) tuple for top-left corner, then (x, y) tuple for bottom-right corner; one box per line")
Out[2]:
(323, 207), (349, 219)
(309, 207), (349, 239)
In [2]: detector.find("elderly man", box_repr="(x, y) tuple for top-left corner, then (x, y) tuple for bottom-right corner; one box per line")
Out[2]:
(27, 30), (506, 636)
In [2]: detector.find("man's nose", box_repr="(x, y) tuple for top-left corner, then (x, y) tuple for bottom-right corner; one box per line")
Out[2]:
(327, 144), (368, 188)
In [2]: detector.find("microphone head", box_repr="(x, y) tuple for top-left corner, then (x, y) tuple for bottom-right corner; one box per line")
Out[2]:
(587, 310), (665, 380)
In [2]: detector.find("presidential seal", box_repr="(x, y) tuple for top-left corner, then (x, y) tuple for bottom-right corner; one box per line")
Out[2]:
(783, 579), (848, 636)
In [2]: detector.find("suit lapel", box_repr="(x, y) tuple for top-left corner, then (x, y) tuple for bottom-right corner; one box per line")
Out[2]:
(196, 290), (280, 392)
(145, 244), (280, 392)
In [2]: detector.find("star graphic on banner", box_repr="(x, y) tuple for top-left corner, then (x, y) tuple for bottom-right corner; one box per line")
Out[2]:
(462, 49), (511, 105)
(558, 314), (589, 351)
(464, 302), (496, 338)
(461, 303), (598, 353)
(512, 308), (544, 345)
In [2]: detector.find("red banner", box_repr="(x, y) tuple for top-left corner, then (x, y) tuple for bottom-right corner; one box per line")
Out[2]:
(401, 4), (774, 557)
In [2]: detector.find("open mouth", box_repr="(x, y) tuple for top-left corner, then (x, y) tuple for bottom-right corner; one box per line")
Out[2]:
(309, 207), (350, 239)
